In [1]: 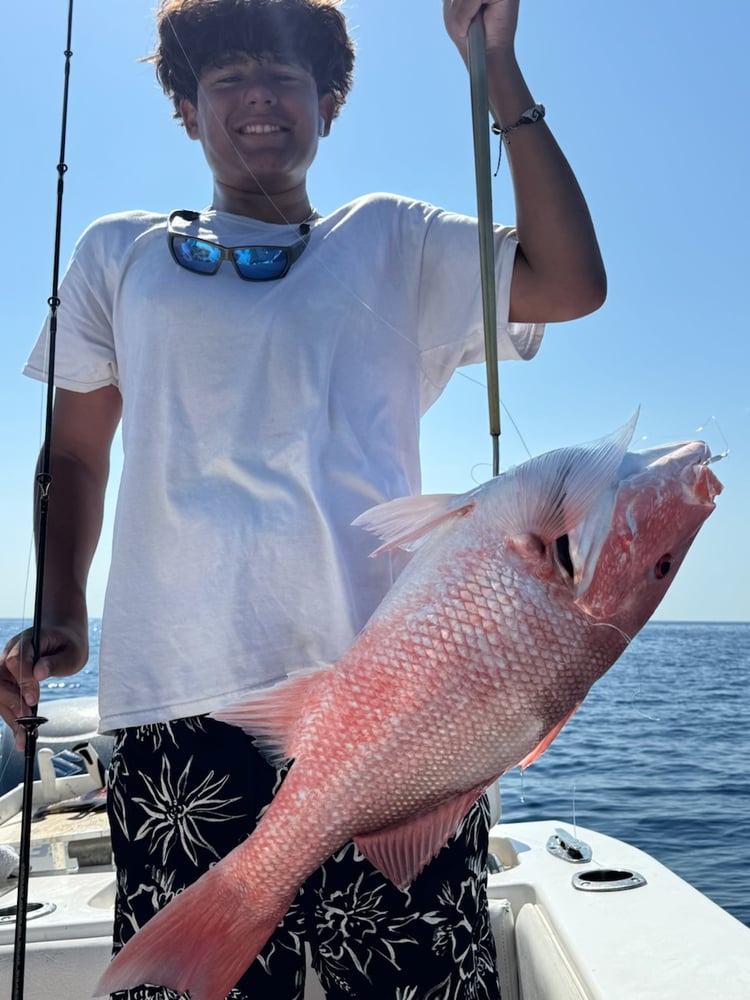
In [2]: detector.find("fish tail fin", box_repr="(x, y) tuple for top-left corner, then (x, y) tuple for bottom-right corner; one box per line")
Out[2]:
(94, 849), (292, 1000)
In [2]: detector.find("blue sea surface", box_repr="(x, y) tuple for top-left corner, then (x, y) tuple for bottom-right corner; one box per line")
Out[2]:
(499, 621), (750, 928)
(1, 618), (748, 927)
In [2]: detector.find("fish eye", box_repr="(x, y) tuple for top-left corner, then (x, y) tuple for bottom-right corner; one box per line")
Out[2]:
(555, 534), (575, 579)
(655, 554), (672, 580)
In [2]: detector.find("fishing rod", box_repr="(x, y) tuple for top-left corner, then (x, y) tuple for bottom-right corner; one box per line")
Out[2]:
(12, 1), (76, 997)
(467, 16), (501, 478)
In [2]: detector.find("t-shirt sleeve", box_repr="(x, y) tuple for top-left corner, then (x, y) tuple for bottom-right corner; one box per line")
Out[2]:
(23, 218), (122, 391)
(415, 207), (545, 411)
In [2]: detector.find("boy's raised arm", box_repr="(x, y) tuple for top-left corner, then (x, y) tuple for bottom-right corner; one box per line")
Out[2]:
(444, 0), (607, 323)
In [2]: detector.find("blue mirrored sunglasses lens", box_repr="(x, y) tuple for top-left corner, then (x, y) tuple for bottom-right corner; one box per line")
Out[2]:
(173, 237), (223, 274)
(233, 247), (289, 280)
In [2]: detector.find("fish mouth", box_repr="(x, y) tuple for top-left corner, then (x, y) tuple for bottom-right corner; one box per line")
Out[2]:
(631, 440), (723, 508)
(569, 440), (723, 613)
(684, 455), (723, 505)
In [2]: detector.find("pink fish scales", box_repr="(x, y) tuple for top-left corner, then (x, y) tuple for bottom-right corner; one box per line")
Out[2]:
(97, 416), (722, 1000)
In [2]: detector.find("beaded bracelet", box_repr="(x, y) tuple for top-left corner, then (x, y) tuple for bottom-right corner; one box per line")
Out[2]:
(491, 103), (546, 172)
(491, 103), (546, 139)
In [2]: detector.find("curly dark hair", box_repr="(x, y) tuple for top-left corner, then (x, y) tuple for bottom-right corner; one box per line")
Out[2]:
(149, 0), (355, 121)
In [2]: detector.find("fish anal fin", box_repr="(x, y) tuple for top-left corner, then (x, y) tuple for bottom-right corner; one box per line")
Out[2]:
(517, 703), (581, 771)
(211, 668), (328, 765)
(354, 784), (487, 890)
(353, 494), (476, 556)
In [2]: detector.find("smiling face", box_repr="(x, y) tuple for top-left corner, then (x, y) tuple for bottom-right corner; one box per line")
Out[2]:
(180, 53), (335, 213)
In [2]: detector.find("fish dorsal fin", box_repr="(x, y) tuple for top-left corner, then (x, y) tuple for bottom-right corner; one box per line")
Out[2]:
(353, 494), (475, 556)
(211, 669), (328, 765)
(354, 416), (638, 556)
(500, 413), (638, 542)
(354, 784), (487, 890)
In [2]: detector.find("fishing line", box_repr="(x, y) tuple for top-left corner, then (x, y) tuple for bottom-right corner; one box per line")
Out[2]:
(584, 623), (664, 718)
(586, 620), (633, 646)
(696, 415), (730, 464)
(586, 622), (663, 724)
(163, 8), (520, 474)
(637, 416), (730, 467)
(627, 666), (662, 725)
(11, 2), (76, 997)
(571, 780), (577, 839)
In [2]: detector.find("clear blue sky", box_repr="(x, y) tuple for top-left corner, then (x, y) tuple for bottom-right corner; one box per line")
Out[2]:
(1, 0), (748, 621)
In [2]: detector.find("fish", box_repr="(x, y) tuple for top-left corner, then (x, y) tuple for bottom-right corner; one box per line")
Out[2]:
(96, 416), (722, 1000)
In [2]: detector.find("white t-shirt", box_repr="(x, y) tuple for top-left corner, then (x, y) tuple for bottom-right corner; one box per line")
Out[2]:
(25, 192), (544, 731)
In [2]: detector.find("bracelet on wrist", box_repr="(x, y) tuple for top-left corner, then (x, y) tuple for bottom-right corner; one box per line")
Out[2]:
(490, 104), (546, 173)
(491, 103), (546, 139)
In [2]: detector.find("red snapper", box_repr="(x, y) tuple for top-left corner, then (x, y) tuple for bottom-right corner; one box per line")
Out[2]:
(97, 417), (722, 1000)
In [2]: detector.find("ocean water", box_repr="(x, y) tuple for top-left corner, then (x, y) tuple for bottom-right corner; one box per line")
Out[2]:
(1, 618), (748, 927)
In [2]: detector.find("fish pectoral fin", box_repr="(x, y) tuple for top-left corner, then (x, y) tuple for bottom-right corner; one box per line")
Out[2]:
(352, 494), (476, 556)
(516, 703), (581, 771)
(354, 784), (487, 890)
(211, 668), (329, 765)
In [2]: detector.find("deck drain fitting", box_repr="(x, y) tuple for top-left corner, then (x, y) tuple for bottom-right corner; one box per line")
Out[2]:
(0, 901), (57, 923)
(572, 868), (647, 892)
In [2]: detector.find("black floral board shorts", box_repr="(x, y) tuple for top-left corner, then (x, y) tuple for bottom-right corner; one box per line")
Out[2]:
(107, 716), (502, 1000)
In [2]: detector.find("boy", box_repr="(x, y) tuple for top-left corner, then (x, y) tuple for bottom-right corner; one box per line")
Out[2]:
(1, 0), (605, 996)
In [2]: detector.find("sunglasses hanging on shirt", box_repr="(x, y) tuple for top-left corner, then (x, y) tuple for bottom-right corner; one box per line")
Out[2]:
(167, 209), (312, 282)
